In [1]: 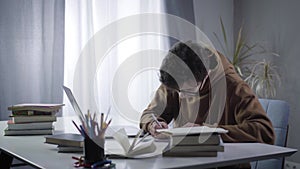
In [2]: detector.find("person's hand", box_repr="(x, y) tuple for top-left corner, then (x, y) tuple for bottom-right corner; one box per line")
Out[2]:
(182, 122), (200, 127)
(148, 121), (168, 138)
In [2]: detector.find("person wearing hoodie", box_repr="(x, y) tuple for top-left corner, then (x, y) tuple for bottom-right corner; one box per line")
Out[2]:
(139, 41), (275, 169)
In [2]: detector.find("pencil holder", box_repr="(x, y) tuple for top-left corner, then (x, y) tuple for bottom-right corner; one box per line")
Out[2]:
(84, 136), (105, 165)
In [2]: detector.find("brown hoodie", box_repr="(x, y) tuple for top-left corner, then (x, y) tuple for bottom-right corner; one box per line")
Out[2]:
(140, 50), (275, 145)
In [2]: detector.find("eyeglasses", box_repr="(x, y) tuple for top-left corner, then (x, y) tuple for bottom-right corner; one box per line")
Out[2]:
(173, 72), (210, 98)
(175, 84), (201, 97)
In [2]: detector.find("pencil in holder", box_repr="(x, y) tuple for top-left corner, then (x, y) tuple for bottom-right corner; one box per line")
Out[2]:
(84, 135), (105, 165)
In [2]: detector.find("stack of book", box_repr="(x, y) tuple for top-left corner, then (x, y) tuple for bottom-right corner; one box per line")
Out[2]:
(163, 133), (224, 157)
(45, 133), (84, 153)
(4, 103), (64, 136)
(157, 126), (228, 157)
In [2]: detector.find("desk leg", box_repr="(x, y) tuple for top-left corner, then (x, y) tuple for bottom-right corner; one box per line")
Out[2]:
(0, 151), (13, 169)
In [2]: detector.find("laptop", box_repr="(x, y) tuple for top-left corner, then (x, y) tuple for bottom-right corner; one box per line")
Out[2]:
(62, 85), (141, 138)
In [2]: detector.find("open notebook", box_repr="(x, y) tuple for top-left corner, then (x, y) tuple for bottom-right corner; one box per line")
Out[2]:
(106, 128), (168, 158)
(107, 128), (154, 157)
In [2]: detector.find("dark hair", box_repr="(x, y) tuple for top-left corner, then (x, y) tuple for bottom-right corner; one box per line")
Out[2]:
(159, 41), (216, 89)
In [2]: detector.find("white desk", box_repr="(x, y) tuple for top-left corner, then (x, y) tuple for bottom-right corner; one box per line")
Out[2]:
(0, 117), (297, 169)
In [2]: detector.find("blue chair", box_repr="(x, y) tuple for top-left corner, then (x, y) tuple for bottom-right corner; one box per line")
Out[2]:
(251, 99), (290, 169)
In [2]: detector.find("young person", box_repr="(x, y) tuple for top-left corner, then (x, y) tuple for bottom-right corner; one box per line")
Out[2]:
(140, 41), (275, 169)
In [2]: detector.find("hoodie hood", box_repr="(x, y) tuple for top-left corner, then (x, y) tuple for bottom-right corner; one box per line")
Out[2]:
(174, 42), (232, 126)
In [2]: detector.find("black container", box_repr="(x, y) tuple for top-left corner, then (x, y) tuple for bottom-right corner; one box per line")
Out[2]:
(84, 136), (105, 165)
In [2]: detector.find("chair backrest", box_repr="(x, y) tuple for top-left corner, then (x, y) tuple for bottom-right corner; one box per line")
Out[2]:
(251, 99), (290, 169)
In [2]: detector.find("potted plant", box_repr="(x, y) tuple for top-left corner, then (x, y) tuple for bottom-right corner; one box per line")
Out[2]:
(214, 18), (281, 98)
(244, 59), (281, 98)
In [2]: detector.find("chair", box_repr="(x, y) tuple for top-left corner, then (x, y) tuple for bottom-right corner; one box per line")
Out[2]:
(251, 99), (290, 169)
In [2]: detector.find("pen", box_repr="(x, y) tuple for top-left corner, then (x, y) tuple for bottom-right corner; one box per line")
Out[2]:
(79, 125), (87, 138)
(92, 111), (96, 121)
(72, 120), (83, 136)
(104, 106), (111, 123)
(106, 118), (112, 128)
(128, 129), (143, 152)
(91, 160), (112, 169)
(151, 113), (162, 128)
(99, 119), (111, 139)
(100, 113), (104, 130)
(87, 110), (94, 138)
(134, 133), (150, 148)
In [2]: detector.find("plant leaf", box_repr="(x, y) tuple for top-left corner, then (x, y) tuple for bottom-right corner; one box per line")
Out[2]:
(220, 17), (229, 52)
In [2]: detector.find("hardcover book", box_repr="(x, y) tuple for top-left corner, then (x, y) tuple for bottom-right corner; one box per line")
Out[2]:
(8, 103), (64, 112)
(45, 133), (84, 147)
(7, 121), (53, 130)
(11, 115), (57, 123)
(12, 110), (56, 116)
(171, 133), (221, 146)
(168, 137), (224, 152)
(57, 145), (83, 153)
(168, 143), (224, 152)
(4, 128), (53, 136)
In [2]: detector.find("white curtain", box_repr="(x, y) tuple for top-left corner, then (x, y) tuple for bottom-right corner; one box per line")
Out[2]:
(0, 0), (65, 120)
(64, 0), (169, 126)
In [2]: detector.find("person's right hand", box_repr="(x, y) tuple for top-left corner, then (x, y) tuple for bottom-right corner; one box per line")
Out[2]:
(148, 121), (168, 137)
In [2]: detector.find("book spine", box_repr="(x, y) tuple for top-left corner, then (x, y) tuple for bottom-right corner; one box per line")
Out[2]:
(12, 116), (57, 123)
(4, 129), (53, 136)
(12, 110), (55, 116)
(172, 135), (220, 146)
(169, 145), (224, 152)
(7, 122), (53, 130)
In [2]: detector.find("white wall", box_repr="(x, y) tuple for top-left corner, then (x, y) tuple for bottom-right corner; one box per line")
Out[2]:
(235, 0), (300, 163)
